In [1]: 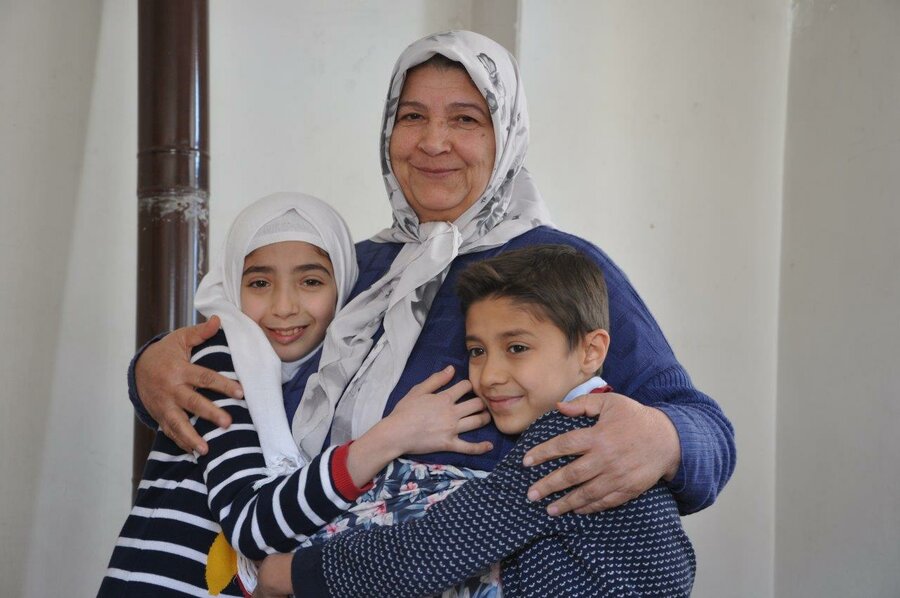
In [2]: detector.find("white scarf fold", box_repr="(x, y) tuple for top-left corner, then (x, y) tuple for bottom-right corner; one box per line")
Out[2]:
(194, 192), (357, 477)
(293, 30), (554, 458)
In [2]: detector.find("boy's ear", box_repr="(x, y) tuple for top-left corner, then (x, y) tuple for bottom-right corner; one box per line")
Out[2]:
(580, 329), (610, 375)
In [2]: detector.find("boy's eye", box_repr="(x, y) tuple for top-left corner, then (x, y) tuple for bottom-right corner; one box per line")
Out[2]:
(467, 346), (485, 359)
(507, 344), (529, 354)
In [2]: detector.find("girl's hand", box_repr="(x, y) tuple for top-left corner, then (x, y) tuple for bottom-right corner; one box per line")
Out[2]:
(387, 366), (493, 456)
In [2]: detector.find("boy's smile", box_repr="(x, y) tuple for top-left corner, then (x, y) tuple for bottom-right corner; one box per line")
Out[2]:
(465, 297), (603, 435)
(240, 241), (337, 362)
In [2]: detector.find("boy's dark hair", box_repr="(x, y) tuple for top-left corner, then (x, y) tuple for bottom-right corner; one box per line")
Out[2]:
(456, 245), (609, 351)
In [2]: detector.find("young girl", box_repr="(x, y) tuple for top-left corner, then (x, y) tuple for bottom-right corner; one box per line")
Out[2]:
(99, 192), (490, 597)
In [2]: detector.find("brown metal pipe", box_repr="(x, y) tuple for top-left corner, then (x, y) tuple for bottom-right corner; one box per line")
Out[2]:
(134, 0), (209, 501)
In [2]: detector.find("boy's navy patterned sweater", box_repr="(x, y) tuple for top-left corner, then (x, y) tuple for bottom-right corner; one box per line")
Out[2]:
(101, 331), (369, 597)
(292, 410), (696, 598)
(130, 226), (736, 514)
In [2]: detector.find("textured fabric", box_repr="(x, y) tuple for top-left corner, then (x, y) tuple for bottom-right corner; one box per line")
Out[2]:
(129, 224), (736, 514)
(100, 332), (364, 597)
(293, 412), (695, 598)
(292, 30), (552, 457)
(194, 192), (357, 479)
(293, 459), (501, 598)
(275, 227), (736, 514)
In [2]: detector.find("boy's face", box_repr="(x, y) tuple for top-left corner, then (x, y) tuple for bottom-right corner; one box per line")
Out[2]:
(465, 296), (596, 435)
(240, 241), (337, 362)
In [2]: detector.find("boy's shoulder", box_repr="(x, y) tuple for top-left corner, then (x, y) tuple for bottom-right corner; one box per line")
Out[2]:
(515, 410), (595, 452)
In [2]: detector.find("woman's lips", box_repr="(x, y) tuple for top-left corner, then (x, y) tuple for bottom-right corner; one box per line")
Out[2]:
(266, 326), (306, 345)
(412, 165), (459, 179)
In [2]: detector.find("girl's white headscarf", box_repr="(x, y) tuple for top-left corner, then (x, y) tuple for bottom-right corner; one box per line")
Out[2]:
(194, 192), (357, 476)
(292, 31), (553, 457)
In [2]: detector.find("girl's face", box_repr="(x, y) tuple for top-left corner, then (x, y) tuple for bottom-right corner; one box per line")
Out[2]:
(240, 241), (337, 362)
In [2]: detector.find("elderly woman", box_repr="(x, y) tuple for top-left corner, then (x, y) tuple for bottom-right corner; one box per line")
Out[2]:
(131, 30), (734, 592)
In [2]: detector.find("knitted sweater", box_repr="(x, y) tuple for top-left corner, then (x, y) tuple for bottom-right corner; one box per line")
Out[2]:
(101, 331), (368, 597)
(291, 411), (696, 598)
(131, 226), (736, 514)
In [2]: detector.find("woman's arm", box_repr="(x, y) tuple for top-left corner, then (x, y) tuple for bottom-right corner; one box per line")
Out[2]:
(129, 316), (243, 454)
(513, 231), (736, 515)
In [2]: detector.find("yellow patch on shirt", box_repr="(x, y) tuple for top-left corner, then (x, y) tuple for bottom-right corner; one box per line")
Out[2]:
(206, 531), (237, 595)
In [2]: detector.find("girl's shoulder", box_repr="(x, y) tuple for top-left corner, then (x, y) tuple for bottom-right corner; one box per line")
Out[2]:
(190, 328), (234, 372)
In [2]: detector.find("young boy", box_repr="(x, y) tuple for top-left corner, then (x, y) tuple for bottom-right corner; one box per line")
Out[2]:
(99, 193), (490, 597)
(263, 244), (696, 597)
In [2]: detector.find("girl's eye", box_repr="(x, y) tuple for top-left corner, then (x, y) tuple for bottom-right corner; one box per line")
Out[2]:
(467, 347), (485, 359)
(508, 344), (529, 354)
(302, 278), (324, 288)
(246, 279), (269, 289)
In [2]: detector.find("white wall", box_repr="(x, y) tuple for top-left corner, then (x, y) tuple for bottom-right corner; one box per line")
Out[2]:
(776, 1), (900, 596)
(0, 0), (103, 594)
(518, 3), (789, 596)
(2, 1), (897, 596)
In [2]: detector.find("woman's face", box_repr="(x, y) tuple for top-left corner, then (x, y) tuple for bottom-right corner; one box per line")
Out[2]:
(389, 65), (496, 223)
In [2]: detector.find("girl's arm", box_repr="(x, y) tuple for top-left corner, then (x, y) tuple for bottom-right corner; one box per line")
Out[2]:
(193, 334), (491, 559)
(286, 414), (582, 598)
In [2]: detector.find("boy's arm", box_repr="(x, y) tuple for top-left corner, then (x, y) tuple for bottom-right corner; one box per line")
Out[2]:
(289, 414), (586, 598)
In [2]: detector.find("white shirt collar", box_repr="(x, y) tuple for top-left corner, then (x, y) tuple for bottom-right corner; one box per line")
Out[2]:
(562, 376), (609, 403)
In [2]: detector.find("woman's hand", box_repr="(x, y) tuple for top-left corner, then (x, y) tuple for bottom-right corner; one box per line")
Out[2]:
(522, 392), (680, 515)
(252, 553), (293, 598)
(134, 315), (243, 455)
(388, 366), (494, 456)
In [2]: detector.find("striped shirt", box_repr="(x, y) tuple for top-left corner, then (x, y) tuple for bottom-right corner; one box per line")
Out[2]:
(99, 331), (365, 597)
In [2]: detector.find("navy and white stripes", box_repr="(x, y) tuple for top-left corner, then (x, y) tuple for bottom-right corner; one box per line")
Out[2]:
(100, 331), (356, 597)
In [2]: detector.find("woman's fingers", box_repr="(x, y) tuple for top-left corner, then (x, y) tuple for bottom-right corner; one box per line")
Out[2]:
(185, 363), (243, 405)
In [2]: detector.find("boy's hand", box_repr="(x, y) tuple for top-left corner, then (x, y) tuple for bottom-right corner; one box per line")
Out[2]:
(135, 316), (243, 455)
(389, 366), (493, 456)
(522, 393), (680, 515)
(253, 553), (293, 598)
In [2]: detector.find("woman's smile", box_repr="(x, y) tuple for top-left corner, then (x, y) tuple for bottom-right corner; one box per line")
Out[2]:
(389, 64), (496, 223)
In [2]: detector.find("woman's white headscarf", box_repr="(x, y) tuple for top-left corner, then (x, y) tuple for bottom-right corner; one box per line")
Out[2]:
(194, 192), (357, 476)
(292, 31), (553, 457)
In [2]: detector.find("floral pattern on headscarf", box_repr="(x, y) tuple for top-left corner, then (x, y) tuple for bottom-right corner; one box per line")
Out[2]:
(293, 30), (552, 458)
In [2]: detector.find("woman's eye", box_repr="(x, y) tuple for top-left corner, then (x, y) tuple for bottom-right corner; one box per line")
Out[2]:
(508, 344), (529, 354)
(398, 112), (423, 122)
(467, 347), (484, 359)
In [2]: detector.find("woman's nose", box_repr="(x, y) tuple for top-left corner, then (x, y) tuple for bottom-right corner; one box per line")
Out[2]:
(417, 120), (451, 155)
